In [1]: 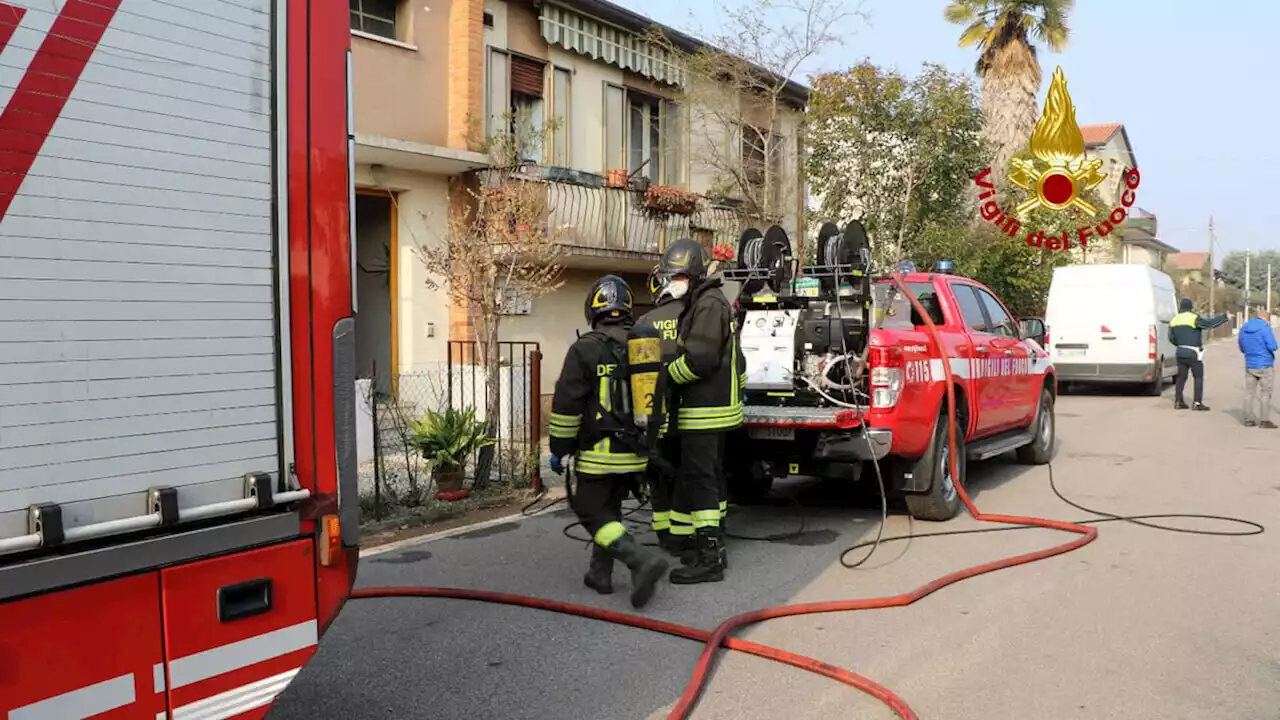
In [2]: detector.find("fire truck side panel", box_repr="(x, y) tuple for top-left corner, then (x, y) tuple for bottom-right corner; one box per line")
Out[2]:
(0, 0), (286, 548)
(0, 573), (167, 719)
(285, 0), (361, 631)
(160, 539), (318, 719)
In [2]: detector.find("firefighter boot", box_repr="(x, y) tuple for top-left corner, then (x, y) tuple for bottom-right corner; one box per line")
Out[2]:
(669, 527), (726, 585)
(606, 533), (669, 609)
(583, 544), (614, 595)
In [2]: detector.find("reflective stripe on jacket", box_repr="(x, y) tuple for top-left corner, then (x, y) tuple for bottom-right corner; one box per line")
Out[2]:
(667, 278), (744, 432)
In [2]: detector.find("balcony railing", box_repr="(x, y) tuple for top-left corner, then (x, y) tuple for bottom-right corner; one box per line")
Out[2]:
(498, 165), (746, 256)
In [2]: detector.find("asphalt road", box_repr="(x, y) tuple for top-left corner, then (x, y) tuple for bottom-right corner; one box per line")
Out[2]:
(269, 342), (1280, 720)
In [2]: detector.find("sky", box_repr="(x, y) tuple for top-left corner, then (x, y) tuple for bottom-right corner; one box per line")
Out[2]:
(611, 0), (1280, 262)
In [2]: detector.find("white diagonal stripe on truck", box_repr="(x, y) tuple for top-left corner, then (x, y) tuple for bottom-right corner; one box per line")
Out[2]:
(8, 673), (136, 720)
(167, 619), (317, 690)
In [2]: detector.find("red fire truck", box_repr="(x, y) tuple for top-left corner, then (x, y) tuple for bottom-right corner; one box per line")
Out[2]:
(1, 1), (358, 718)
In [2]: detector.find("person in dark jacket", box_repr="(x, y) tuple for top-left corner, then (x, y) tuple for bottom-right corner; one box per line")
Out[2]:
(1168, 297), (1228, 411)
(547, 275), (668, 608)
(637, 268), (692, 556)
(640, 266), (748, 564)
(659, 239), (744, 584)
(1237, 308), (1277, 428)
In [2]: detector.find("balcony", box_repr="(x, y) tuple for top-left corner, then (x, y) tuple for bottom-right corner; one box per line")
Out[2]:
(509, 166), (746, 271)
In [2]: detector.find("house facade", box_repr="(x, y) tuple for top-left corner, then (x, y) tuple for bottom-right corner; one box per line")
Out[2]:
(1072, 123), (1178, 268)
(349, 0), (809, 404)
(1166, 251), (1212, 287)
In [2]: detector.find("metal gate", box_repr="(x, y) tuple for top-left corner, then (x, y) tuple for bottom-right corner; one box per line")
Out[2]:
(446, 341), (543, 491)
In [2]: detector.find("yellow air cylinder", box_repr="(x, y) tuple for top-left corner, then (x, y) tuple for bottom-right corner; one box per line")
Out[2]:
(626, 325), (664, 428)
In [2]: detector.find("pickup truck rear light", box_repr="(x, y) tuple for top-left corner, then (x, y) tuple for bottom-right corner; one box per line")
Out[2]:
(1148, 325), (1157, 360)
(1044, 326), (1050, 349)
(868, 346), (903, 409)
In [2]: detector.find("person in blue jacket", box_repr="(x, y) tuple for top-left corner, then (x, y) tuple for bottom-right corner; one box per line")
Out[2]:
(1237, 307), (1277, 428)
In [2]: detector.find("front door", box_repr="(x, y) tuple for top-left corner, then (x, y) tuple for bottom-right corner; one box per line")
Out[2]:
(949, 283), (1003, 437)
(973, 286), (1036, 429)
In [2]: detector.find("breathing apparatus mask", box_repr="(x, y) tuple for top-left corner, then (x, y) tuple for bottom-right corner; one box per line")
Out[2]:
(663, 278), (690, 300)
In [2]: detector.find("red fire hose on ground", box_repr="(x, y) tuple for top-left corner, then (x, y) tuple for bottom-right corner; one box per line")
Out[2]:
(349, 277), (1262, 719)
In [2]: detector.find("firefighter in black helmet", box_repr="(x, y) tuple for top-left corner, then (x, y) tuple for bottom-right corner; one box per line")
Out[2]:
(659, 239), (744, 584)
(638, 267), (693, 556)
(547, 274), (669, 608)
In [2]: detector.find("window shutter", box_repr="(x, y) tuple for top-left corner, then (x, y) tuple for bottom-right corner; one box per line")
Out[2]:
(510, 55), (545, 97)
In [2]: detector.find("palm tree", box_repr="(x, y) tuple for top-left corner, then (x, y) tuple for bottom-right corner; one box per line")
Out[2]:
(944, 1), (1073, 181)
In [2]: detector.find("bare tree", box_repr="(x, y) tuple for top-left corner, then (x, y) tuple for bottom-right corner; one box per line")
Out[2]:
(647, 0), (866, 251)
(410, 114), (567, 487)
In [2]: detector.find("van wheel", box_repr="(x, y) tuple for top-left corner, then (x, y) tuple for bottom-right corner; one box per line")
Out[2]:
(1016, 387), (1055, 465)
(905, 411), (966, 522)
(1144, 360), (1164, 396)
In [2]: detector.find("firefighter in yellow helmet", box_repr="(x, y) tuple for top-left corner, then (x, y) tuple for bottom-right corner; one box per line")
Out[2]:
(547, 274), (668, 608)
(658, 239), (744, 584)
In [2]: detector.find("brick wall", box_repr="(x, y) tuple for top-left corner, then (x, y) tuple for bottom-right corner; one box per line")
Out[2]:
(447, 0), (484, 151)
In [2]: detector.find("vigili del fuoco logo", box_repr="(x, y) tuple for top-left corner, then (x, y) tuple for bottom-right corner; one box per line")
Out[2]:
(973, 67), (1141, 252)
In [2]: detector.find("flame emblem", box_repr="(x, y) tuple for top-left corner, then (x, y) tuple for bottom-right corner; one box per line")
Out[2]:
(1008, 67), (1108, 219)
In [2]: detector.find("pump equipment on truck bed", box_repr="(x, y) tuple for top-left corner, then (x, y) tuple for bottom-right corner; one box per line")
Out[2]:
(1, 2), (358, 717)
(721, 220), (1058, 521)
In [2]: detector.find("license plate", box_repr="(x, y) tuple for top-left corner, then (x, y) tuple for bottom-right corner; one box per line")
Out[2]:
(749, 426), (795, 441)
(1059, 348), (1087, 357)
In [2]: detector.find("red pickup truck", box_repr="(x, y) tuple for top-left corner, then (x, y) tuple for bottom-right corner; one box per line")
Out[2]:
(730, 269), (1057, 521)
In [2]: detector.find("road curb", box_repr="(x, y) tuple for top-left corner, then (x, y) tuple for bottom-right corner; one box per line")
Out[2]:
(359, 487), (568, 558)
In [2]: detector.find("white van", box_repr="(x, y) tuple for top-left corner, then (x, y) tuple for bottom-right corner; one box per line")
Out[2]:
(1044, 264), (1179, 394)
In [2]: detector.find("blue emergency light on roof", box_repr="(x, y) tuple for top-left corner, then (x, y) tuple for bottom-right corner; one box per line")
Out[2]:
(936, 259), (954, 274)
(897, 260), (917, 274)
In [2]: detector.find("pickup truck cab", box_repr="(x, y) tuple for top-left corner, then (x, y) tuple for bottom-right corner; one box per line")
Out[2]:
(732, 270), (1057, 521)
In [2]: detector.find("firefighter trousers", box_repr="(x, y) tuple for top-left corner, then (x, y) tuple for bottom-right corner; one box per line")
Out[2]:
(572, 472), (633, 547)
(649, 435), (693, 538)
(672, 431), (725, 531)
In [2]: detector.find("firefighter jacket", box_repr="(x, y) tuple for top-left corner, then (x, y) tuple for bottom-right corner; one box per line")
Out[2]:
(1169, 311), (1228, 360)
(666, 276), (744, 432)
(548, 320), (648, 476)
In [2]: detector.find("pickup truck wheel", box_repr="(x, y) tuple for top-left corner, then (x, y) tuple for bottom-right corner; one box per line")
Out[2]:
(1015, 387), (1055, 465)
(904, 411), (966, 522)
(728, 460), (773, 505)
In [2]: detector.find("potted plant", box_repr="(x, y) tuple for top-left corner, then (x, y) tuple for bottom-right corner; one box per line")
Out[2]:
(642, 185), (704, 216)
(409, 407), (495, 500)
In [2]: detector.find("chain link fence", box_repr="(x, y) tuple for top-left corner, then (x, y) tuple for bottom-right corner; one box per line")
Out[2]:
(356, 342), (544, 523)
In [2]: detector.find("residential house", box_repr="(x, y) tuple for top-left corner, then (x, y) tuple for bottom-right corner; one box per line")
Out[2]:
(469, 0), (810, 409)
(1165, 251), (1212, 288)
(1074, 123), (1178, 268)
(348, 0), (491, 386)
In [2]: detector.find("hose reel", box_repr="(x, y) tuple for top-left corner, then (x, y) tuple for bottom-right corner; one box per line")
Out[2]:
(737, 225), (792, 296)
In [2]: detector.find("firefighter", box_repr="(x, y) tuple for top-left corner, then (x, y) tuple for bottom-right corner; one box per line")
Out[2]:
(638, 267), (693, 556)
(547, 275), (669, 608)
(659, 239), (744, 584)
(1169, 297), (1229, 411)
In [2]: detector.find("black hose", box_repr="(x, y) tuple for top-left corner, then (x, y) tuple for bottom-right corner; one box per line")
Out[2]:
(837, 461), (1264, 568)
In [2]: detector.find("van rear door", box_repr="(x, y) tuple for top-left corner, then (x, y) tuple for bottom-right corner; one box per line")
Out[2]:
(1046, 269), (1153, 380)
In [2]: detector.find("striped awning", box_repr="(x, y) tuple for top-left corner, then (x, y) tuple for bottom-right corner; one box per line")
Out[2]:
(539, 2), (685, 87)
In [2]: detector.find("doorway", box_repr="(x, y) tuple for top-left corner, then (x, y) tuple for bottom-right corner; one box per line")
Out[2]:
(354, 192), (395, 393)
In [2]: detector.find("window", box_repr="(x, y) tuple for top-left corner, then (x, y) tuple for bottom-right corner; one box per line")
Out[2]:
(486, 50), (548, 162)
(953, 284), (989, 332)
(975, 288), (1018, 337)
(350, 0), (398, 40)
(551, 67), (571, 166)
(876, 281), (944, 329)
(604, 84), (684, 184)
(741, 126), (785, 206)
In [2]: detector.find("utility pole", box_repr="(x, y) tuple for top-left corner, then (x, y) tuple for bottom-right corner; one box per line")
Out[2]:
(1245, 248), (1251, 317)
(1269, 264), (1274, 315)
(1208, 216), (1215, 314)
